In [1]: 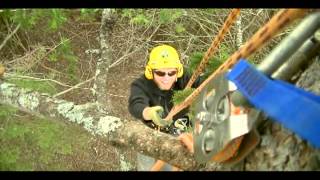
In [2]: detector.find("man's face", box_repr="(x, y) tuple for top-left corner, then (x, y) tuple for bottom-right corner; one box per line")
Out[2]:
(153, 68), (178, 90)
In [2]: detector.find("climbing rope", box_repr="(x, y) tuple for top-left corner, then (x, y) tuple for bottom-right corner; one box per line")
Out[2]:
(150, 9), (241, 171)
(164, 9), (307, 122)
(173, 9), (307, 166)
(185, 8), (241, 89)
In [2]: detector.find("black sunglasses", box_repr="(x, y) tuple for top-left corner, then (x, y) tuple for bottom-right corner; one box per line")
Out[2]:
(153, 70), (177, 77)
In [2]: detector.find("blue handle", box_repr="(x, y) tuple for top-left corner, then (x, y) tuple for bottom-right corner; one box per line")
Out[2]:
(227, 59), (320, 148)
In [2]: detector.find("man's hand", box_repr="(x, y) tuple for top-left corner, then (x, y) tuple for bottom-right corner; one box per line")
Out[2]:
(144, 106), (172, 127)
(178, 133), (194, 153)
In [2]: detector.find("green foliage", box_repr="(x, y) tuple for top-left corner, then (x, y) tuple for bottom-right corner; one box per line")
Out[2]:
(120, 9), (186, 33)
(158, 10), (171, 24)
(172, 88), (195, 106)
(175, 23), (186, 34)
(0, 9), (67, 31)
(187, 52), (203, 73)
(79, 9), (100, 21)
(218, 44), (232, 62)
(199, 9), (217, 15)
(187, 44), (232, 79)
(121, 9), (135, 18)
(1, 10), (78, 83)
(47, 9), (67, 31)
(121, 9), (150, 27)
(172, 88), (195, 130)
(48, 37), (79, 83)
(130, 14), (150, 26)
(67, 60), (79, 84)
(159, 9), (182, 24)
(158, 9), (185, 34)
(1, 9), (44, 29)
(7, 79), (57, 95)
(48, 52), (59, 62)
(49, 37), (77, 63)
(0, 104), (91, 170)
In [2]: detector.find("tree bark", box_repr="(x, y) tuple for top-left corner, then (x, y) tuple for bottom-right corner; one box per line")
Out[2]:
(92, 9), (116, 112)
(242, 57), (320, 171)
(95, 9), (136, 170)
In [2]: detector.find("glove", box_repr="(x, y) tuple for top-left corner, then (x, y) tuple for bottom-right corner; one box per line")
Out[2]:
(147, 106), (172, 127)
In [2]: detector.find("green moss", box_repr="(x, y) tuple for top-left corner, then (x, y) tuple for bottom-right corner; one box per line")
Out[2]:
(0, 146), (21, 170)
(7, 79), (57, 95)
(0, 105), (17, 119)
(0, 104), (92, 170)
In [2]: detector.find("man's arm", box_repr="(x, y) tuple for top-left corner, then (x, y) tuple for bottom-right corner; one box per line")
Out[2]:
(128, 82), (150, 120)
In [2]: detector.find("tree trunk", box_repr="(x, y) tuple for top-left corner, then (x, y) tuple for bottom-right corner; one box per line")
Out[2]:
(236, 10), (243, 49)
(92, 9), (115, 113)
(243, 57), (320, 171)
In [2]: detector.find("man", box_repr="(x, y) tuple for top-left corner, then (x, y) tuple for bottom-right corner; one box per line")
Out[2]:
(128, 44), (202, 171)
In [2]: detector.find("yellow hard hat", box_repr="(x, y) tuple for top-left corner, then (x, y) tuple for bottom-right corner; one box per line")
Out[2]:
(145, 45), (183, 80)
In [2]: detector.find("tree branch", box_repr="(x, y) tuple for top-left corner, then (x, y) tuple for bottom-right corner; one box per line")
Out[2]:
(0, 80), (200, 170)
(0, 23), (21, 52)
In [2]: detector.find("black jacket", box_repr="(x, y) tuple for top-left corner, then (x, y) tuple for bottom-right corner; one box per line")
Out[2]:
(128, 67), (202, 133)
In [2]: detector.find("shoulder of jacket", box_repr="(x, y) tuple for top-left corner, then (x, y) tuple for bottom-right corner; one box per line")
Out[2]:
(132, 75), (147, 86)
(132, 74), (158, 91)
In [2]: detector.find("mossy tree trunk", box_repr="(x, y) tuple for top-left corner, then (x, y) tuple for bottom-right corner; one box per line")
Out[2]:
(0, 80), (199, 170)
